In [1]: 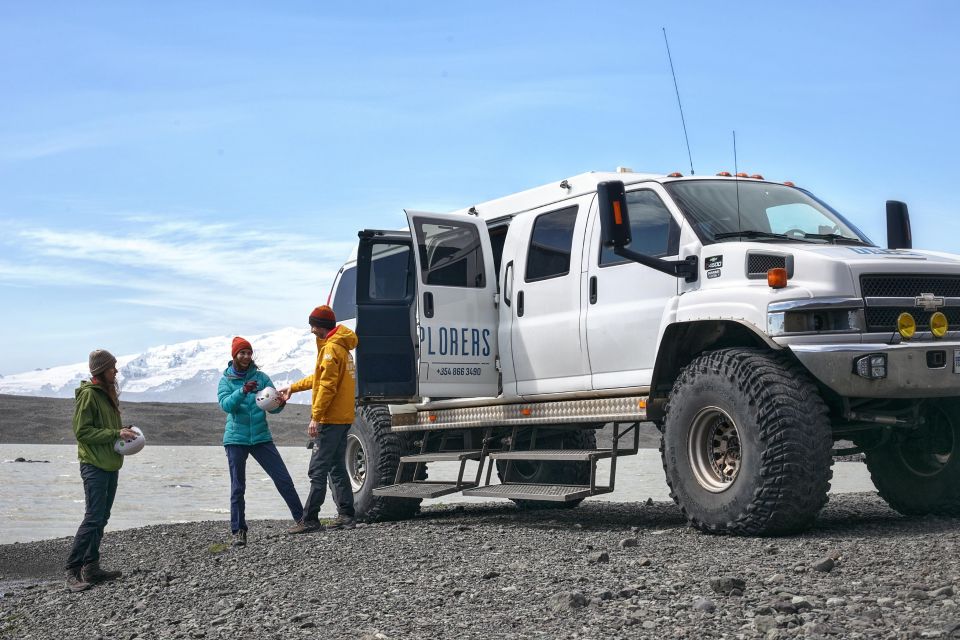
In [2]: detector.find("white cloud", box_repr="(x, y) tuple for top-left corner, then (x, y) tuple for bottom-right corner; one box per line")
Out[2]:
(1, 216), (355, 334)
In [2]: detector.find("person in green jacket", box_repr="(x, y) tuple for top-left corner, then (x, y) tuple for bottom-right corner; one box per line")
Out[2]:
(65, 349), (138, 593)
(217, 337), (303, 547)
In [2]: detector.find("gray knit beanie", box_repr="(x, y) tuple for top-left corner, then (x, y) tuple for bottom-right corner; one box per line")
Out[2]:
(89, 349), (117, 376)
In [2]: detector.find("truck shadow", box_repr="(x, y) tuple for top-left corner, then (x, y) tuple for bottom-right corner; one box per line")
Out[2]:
(410, 492), (957, 538)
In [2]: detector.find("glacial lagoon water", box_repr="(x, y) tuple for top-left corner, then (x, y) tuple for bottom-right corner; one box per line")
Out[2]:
(0, 444), (875, 544)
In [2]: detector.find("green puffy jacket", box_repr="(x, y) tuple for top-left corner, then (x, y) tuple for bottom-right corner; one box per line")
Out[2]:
(73, 381), (124, 472)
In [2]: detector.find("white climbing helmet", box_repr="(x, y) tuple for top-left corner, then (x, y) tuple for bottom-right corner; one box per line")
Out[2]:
(255, 386), (282, 411)
(114, 425), (145, 456)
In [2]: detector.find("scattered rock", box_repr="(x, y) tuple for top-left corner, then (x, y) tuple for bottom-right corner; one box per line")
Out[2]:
(590, 551), (609, 564)
(480, 571), (499, 580)
(548, 591), (589, 611)
(691, 597), (715, 613)
(618, 538), (638, 549)
(709, 576), (746, 596)
(812, 557), (835, 573)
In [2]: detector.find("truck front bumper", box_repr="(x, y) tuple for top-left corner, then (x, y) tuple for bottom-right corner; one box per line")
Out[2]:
(789, 341), (960, 398)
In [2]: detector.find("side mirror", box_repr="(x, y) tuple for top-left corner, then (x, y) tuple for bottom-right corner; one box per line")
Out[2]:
(886, 200), (912, 250)
(598, 180), (631, 249)
(595, 179), (699, 283)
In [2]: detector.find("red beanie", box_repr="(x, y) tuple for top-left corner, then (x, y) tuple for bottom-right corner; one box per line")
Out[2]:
(308, 305), (336, 329)
(231, 336), (253, 358)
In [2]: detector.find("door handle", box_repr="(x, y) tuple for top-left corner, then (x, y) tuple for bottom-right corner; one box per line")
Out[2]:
(517, 290), (524, 317)
(424, 292), (434, 318)
(590, 276), (598, 304)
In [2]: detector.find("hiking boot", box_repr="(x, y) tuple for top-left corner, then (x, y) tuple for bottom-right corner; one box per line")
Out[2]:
(287, 519), (323, 535)
(232, 530), (247, 547)
(329, 514), (356, 530)
(65, 568), (91, 592)
(81, 561), (121, 584)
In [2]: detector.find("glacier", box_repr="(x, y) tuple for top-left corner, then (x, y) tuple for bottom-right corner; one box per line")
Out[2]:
(0, 327), (318, 403)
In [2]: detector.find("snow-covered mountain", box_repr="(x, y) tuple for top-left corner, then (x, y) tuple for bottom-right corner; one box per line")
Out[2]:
(0, 327), (317, 403)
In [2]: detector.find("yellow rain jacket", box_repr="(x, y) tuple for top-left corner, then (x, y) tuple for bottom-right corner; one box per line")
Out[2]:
(291, 325), (358, 424)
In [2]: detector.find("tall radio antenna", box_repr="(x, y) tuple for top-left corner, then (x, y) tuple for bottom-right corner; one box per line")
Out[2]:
(663, 27), (694, 176)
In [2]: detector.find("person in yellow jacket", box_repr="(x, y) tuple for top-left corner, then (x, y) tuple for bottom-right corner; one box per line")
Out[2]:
(279, 305), (359, 533)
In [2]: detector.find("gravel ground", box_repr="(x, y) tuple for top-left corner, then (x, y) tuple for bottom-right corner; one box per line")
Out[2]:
(2, 493), (959, 640)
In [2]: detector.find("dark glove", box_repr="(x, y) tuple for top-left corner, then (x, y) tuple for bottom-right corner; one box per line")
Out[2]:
(242, 380), (259, 394)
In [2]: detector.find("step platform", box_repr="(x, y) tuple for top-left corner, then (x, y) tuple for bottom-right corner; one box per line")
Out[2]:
(373, 481), (475, 499)
(489, 449), (617, 462)
(400, 450), (483, 463)
(462, 483), (610, 502)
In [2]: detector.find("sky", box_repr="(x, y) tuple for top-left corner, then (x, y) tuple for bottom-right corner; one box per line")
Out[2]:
(1, 2), (959, 375)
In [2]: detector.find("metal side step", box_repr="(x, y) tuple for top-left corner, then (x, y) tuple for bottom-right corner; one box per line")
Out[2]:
(400, 450), (484, 463)
(462, 483), (611, 502)
(489, 448), (635, 462)
(373, 481), (475, 499)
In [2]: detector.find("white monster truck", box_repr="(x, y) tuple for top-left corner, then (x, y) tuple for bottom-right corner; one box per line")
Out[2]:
(328, 168), (960, 535)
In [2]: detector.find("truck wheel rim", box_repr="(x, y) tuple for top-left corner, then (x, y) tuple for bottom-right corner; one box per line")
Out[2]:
(689, 406), (742, 493)
(345, 434), (367, 491)
(899, 404), (955, 477)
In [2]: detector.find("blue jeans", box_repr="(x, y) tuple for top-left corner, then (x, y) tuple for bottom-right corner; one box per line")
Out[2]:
(303, 424), (355, 521)
(65, 463), (118, 570)
(225, 442), (304, 533)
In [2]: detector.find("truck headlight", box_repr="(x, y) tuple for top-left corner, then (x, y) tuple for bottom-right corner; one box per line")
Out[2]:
(767, 307), (864, 337)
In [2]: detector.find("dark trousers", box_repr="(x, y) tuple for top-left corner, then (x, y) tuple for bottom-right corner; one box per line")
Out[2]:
(303, 424), (355, 521)
(65, 463), (118, 570)
(225, 442), (304, 533)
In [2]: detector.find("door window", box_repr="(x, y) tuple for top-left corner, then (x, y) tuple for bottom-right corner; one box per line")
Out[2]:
(600, 190), (679, 265)
(525, 206), (578, 281)
(369, 244), (413, 300)
(412, 219), (486, 288)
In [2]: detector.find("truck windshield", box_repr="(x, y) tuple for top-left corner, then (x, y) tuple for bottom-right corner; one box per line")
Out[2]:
(664, 180), (873, 246)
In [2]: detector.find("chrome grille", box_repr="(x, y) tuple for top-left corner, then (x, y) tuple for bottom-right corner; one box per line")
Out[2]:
(861, 274), (960, 298)
(861, 274), (960, 332)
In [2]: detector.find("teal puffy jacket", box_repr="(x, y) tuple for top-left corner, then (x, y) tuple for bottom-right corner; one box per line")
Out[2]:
(217, 363), (284, 446)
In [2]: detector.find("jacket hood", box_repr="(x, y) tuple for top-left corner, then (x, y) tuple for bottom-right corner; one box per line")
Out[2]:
(75, 379), (105, 399)
(319, 325), (358, 351)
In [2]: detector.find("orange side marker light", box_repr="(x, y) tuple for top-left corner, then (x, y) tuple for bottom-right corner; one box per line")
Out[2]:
(768, 268), (788, 289)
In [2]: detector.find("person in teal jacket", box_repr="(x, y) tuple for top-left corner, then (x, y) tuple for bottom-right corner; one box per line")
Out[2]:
(217, 336), (303, 546)
(65, 349), (138, 592)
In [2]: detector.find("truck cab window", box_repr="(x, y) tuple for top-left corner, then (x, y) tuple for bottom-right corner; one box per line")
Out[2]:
(413, 219), (486, 288)
(331, 266), (358, 321)
(600, 190), (680, 266)
(525, 206), (578, 281)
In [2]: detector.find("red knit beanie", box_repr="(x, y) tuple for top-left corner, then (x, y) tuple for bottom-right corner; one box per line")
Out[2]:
(308, 305), (336, 330)
(231, 336), (253, 358)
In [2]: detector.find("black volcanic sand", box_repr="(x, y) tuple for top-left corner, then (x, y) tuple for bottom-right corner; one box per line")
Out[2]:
(2, 495), (960, 639)
(0, 394), (314, 446)
(0, 394), (663, 449)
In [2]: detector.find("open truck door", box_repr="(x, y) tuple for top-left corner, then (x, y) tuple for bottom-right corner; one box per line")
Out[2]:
(355, 212), (499, 402)
(355, 230), (418, 403)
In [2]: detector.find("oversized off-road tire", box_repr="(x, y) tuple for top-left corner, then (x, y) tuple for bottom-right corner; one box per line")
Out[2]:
(661, 348), (833, 535)
(496, 428), (598, 510)
(346, 404), (423, 522)
(864, 398), (960, 516)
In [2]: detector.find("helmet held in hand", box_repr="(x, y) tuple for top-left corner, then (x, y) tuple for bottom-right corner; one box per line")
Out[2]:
(114, 425), (145, 456)
(255, 386), (282, 411)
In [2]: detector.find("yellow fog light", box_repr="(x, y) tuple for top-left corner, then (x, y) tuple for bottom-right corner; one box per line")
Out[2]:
(897, 312), (916, 339)
(930, 312), (949, 338)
